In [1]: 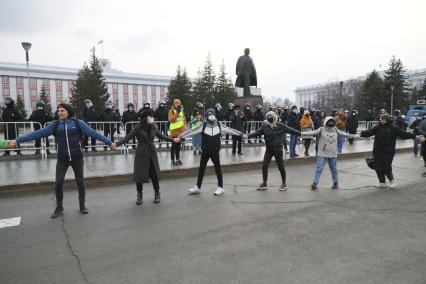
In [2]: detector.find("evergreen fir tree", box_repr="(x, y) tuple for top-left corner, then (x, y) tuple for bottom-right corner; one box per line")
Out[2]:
(215, 62), (236, 108)
(166, 66), (193, 112)
(39, 86), (52, 114)
(192, 53), (217, 109)
(418, 78), (426, 101)
(16, 96), (27, 119)
(70, 48), (109, 116)
(357, 70), (386, 117)
(384, 56), (409, 112)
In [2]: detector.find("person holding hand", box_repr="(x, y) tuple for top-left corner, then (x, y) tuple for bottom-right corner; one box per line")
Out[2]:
(115, 109), (178, 205)
(12, 103), (115, 218)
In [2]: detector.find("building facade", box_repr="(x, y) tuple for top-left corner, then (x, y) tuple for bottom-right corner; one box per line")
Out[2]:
(0, 60), (172, 117)
(294, 68), (426, 108)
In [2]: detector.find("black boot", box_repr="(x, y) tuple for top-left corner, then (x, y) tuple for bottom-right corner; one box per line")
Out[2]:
(136, 191), (143, 205)
(79, 200), (89, 214)
(153, 190), (160, 204)
(51, 206), (64, 219)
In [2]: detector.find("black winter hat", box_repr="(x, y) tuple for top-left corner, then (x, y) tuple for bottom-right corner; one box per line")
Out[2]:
(57, 103), (75, 118)
(140, 109), (154, 120)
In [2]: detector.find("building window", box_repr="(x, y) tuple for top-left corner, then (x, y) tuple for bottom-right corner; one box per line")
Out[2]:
(17, 89), (24, 96)
(55, 80), (62, 88)
(16, 77), (24, 85)
(2, 76), (9, 85)
(30, 78), (37, 88)
(2, 88), (10, 96)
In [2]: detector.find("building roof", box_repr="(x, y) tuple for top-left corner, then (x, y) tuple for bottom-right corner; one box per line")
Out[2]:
(0, 61), (173, 86)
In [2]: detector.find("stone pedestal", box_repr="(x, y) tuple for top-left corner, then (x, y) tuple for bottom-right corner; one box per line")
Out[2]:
(234, 94), (263, 108)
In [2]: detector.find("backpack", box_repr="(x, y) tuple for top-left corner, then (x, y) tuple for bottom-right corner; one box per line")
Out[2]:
(52, 118), (84, 142)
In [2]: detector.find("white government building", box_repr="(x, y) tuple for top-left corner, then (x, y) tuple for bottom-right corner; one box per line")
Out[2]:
(294, 68), (426, 109)
(0, 59), (172, 117)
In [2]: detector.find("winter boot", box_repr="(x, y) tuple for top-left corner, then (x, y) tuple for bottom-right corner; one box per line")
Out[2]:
(153, 190), (161, 204)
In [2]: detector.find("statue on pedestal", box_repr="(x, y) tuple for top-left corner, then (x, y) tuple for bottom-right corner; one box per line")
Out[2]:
(235, 48), (257, 97)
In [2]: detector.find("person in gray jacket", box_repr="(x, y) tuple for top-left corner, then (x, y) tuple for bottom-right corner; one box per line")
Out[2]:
(301, 116), (355, 190)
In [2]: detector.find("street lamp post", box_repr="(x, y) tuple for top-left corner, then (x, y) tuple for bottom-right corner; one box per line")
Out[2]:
(390, 85), (395, 115)
(339, 81), (343, 109)
(21, 42), (32, 101)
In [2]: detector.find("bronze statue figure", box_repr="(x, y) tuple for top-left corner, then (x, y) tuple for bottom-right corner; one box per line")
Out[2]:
(235, 48), (257, 97)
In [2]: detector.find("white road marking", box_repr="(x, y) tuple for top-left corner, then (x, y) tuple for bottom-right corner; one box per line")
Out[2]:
(0, 217), (21, 229)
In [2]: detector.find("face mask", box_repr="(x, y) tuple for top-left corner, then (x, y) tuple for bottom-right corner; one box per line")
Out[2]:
(293, 109), (298, 113)
(208, 115), (216, 122)
(160, 104), (164, 108)
(267, 116), (274, 123)
(37, 106), (44, 110)
(197, 115), (202, 119)
(147, 117), (154, 124)
(128, 107), (134, 111)
(246, 107), (250, 110)
(86, 103), (92, 108)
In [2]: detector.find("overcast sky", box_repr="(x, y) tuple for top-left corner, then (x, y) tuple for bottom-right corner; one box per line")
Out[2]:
(1, 0), (426, 101)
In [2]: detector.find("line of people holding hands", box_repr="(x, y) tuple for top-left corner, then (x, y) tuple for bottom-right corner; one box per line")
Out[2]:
(2, 100), (425, 219)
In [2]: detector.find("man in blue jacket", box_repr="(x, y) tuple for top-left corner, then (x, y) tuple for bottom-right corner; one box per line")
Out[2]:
(11, 103), (116, 218)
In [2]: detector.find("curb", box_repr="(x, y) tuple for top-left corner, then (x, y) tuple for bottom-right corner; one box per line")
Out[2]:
(0, 147), (412, 198)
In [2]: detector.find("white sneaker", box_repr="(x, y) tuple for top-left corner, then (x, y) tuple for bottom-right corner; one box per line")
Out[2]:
(374, 183), (387, 188)
(188, 185), (201, 194)
(214, 187), (224, 196)
(389, 180), (397, 188)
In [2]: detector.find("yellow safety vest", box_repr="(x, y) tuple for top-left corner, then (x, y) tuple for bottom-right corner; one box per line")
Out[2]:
(170, 109), (185, 130)
(190, 116), (202, 129)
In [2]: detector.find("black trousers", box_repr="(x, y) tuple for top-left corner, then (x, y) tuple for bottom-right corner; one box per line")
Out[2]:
(255, 123), (263, 143)
(374, 154), (394, 183)
(197, 150), (223, 188)
(348, 130), (357, 144)
(232, 135), (242, 154)
(171, 141), (181, 161)
(136, 161), (159, 193)
(4, 127), (20, 154)
(262, 149), (286, 184)
(55, 158), (85, 208)
(125, 127), (137, 149)
(104, 128), (115, 143)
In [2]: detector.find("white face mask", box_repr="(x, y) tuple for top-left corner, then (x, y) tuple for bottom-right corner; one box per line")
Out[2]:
(128, 107), (134, 111)
(86, 103), (92, 108)
(37, 106), (44, 110)
(147, 117), (154, 124)
(208, 115), (216, 122)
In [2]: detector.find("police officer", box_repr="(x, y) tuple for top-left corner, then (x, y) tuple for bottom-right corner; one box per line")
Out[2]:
(214, 103), (223, 121)
(243, 103), (253, 144)
(99, 101), (119, 147)
(29, 101), (53, 154)
(121, 103), (139, 149)
(253, 104), (264, 143)
(2, 97), (22, 156)
(224, 103), (235, 144)
(81, 99), (98, 152)
(155, 100), (170, 148)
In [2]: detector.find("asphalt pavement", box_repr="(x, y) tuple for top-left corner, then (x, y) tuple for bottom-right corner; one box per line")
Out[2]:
(0, 152), (425, 283)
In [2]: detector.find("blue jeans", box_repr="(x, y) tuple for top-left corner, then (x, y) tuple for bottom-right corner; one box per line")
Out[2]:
(413, 138), (420, 156)
(290, 134), (298, 156)
(337, 128), (346, 152)
(313, 156), (338, 185)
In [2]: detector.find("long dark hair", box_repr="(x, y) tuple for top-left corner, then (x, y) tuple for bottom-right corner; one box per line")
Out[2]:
(139, 113), (157, 133)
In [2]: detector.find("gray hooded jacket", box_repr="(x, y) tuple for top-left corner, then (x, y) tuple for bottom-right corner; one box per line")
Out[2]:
(303, 116), (352, 158)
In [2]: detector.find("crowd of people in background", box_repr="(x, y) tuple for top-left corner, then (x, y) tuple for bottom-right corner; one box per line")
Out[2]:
(1, 96), (426, 218)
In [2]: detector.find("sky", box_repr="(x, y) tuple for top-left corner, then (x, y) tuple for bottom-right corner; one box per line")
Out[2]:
(1, 0), (426, 102)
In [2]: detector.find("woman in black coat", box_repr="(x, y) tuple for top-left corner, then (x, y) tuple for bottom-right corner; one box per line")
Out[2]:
(360, 114), (417, 188)
(115, 109), (177, 205)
